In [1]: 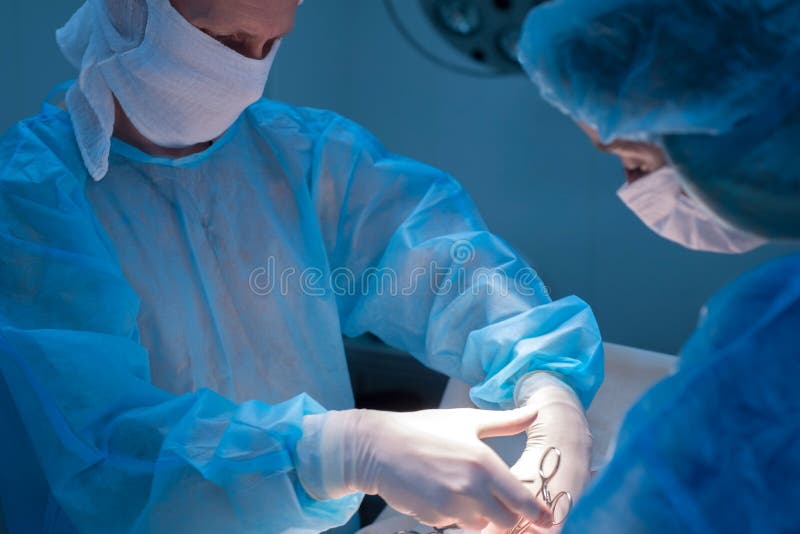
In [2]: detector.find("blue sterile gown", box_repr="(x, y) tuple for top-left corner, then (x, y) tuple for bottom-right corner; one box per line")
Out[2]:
(564, 253), (800, 533)
(0, 97), (603, 533)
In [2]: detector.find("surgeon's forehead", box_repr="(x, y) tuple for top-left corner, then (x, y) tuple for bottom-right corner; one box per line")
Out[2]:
(171, 0), (298, 38)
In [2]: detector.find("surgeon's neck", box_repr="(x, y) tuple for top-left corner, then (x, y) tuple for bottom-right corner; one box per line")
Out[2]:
(112, 100), (212, 158)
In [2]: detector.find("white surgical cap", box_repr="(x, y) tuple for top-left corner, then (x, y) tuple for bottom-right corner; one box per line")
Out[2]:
(56, 0), (148, 180)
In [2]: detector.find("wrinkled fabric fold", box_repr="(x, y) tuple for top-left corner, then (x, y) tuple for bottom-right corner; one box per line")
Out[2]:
(564, 254), (800, 533)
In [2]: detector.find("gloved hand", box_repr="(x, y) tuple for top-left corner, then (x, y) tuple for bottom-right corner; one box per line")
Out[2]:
(296, 406), (553, 531)
(484, 373), (592, 534)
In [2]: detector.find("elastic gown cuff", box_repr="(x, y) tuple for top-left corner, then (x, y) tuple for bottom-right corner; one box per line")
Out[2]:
(514, 371), (582, 409)
(296, 412), (357, 501)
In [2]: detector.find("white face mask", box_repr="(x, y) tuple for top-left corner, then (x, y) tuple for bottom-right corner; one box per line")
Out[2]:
(99, 0), (280, 149)
(617, 167), (767, 254)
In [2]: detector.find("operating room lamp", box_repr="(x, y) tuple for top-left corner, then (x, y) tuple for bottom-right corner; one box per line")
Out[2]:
(384, 0), (548, 77)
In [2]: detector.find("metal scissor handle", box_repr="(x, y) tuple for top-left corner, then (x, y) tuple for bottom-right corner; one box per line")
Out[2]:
(539, 446), (562, 483)
(548, 490), (573, 526)
(512, 447), (573, 531)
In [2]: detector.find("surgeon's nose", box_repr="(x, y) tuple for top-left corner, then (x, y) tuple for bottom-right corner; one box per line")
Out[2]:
(257, 38), (279, 59)
(232, 37), (276, 60)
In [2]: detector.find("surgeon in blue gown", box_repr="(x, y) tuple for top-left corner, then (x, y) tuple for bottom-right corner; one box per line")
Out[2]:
(519, 0), (800, 532)
(0, 0), (603, 532)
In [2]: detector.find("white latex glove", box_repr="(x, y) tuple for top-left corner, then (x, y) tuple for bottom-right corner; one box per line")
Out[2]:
(484, 373), (592, 534)
(296, 407), (553, 531)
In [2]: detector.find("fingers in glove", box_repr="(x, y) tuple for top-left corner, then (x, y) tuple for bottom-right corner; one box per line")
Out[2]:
(473, 495), (520, 530)
(411, 510), (451, 529)
(476, 405), (539, 439)
(459, 515), (491, 531)
(484, 452), (552, 527)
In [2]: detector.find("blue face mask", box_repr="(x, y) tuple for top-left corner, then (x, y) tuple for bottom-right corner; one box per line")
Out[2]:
(617, 167), (767, 254)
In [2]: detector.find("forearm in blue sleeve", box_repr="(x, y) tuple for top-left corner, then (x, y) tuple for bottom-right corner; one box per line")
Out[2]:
(0, 326), (359, 533)
(314, 118), (604, 409)
(0, 152), (359, 532)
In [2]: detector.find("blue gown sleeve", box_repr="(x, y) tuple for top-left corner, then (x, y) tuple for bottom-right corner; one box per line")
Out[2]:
(311, 116), (604, 409)
(0, 117), (359, 533)
(562, 254), (800, 534)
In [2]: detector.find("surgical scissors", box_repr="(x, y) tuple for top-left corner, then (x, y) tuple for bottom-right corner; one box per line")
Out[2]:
(508, 446), (573, 533)
(395, 447), (572, 534)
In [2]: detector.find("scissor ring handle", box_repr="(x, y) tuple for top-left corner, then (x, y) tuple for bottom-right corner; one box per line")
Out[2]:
(539, 446), (562, 479)
(550, 491), (574, 526)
